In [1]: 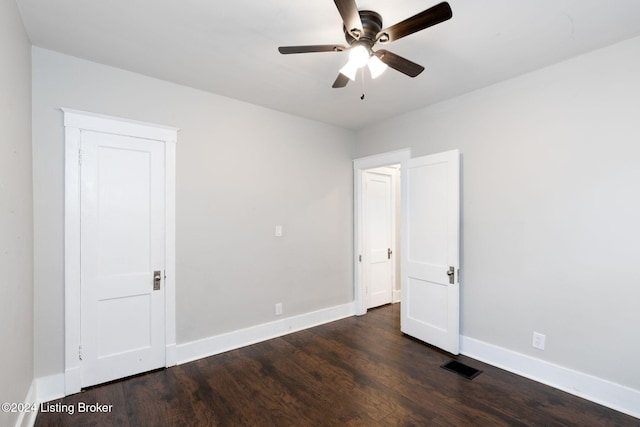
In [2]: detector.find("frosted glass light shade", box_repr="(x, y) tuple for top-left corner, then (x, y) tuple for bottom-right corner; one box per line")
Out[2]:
(368, 55), (388, 79)
(348, 45), (370, 68)
(339, 61), (359, 81)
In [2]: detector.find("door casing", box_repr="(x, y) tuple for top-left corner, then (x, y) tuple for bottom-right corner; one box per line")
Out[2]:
(63, 108), (178, 395)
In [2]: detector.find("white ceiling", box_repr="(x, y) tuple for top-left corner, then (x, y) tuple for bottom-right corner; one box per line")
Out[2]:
(16, 0), (640, 130)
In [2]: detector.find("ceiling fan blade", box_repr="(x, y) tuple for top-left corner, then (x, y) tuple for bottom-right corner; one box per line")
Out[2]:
(332, 73), (350, 88)
(278, 45), (347, 54)
(374, 50), (425, 77)
(377, 2), (452, 43)
(334, 0), (363, 38)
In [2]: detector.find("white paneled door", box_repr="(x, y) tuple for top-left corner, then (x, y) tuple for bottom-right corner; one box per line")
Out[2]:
(80, 130), (166, 387)
(363, 169), (395, 308)
(401, 150), (460, 354)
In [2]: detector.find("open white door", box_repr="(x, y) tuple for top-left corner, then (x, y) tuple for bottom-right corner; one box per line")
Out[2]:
(401, 150), (460, 354)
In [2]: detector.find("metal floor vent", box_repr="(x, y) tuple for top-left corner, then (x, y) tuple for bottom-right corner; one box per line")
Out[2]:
(441, 360), (482, 380)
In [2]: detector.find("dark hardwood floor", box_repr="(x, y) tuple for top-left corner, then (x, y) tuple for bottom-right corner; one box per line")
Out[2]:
(35, 304), (638, 426)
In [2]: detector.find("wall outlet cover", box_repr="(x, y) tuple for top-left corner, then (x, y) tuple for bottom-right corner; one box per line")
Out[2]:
(532, 332), (546, 350)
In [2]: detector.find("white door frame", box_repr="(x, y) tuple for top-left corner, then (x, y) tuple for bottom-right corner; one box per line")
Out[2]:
(63, 108), (178, 395)
(353, 149), (411, 315)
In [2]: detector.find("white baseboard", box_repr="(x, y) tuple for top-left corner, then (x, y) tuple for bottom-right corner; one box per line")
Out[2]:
(36, 373), (65, 404)
(461, 336), (640, 420)
(392, 290), (401, 303)
(13, 379), (38, 427)
(165, 343), (177, 367)
(176, 302), (357, 364)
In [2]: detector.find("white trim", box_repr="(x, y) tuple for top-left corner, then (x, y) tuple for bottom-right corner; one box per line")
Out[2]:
(35, 373), (65, 403)
(176, 303), (357, 364)
(353, 149), (411, 315)
(61, 108), (179, 140)
(461, 336), (640, 420)
(63, 123), (82, 395)
(63, 109), (178, 395)
(13, 380), (38, 427)
(164, 132), (178, 367)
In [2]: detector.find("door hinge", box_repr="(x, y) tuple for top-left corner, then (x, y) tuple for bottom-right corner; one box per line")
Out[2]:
(78, 345), (83, 361)
(358, 254), (362, 262)
(78, 148), (82, 166)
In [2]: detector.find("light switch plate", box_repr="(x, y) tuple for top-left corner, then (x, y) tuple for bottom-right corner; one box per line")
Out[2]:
(275, 225), (283, 237)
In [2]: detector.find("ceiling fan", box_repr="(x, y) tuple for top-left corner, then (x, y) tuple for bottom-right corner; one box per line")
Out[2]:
(278, 1), (452, 88)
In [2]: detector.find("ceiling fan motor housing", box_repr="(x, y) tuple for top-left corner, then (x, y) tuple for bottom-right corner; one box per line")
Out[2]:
(344, 10), (383, 48)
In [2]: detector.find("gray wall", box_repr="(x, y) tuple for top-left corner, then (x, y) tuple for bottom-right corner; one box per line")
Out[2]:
(355, 36), (640, 390)
(0, 0), (34, 425)
(28, 20), (640, 400)
(32, 47), (354, 377)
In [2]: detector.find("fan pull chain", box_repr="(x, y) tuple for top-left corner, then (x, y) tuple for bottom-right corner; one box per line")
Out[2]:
(360, 67), (365, 100)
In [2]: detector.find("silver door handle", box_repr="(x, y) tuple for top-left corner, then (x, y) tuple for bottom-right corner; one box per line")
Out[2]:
(447, 266), (455, 284)
(153, 270), (162, 290)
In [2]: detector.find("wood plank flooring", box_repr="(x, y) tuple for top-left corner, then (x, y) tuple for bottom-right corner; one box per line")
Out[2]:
(35, 304), (638, 426)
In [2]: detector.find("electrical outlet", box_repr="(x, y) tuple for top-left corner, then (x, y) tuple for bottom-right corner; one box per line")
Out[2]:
(275, 225), (283, 237)
(275, 303), (283, 316)
(532, 332), (546, 350)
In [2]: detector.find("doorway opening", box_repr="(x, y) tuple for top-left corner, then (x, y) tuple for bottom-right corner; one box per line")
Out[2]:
(362, 164), (401, 309)
(353, 149), (410, 316)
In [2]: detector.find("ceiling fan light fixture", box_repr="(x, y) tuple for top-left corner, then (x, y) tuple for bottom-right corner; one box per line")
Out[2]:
(339, 61), (359, 81)
(348, 44), (370, 68)
(368, 55), (388, 79)
(340, 43), (370, 81)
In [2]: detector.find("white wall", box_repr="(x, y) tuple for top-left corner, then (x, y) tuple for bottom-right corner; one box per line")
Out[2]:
(32, 47), (354, 377)
(355, 36), (640, 391)
(0, 1), (34, 425)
